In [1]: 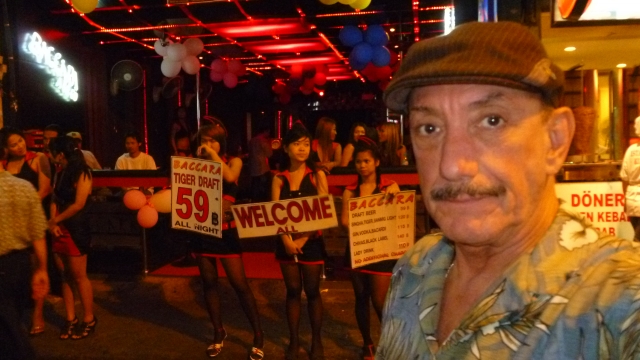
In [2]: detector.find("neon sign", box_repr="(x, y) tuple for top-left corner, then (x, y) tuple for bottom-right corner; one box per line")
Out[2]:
(21, 32), (79, 102)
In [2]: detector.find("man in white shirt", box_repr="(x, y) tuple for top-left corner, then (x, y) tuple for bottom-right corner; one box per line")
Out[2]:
(115, 131), (157, 194)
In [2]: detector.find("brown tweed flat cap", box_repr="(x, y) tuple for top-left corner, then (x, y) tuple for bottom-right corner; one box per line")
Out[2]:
(384, 21), (564, 112)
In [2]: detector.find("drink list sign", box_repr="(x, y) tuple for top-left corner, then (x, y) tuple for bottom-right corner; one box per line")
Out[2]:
(171, 156), (223, 237)
(347, 191), (416, 268)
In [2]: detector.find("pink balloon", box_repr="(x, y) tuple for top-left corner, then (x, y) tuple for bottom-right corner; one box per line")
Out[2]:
(227, 60), (246, 76)
(137, 205), (158, 228)
(184, 38), (204, 55)
(181, 55), (201, 75)
(313, 72), (327, 86)
(161, 58), (181, 77)
(210, 59), (227, 74)
(223, 72), (238, 88)
(210, 70), (224, 82)
(123, 190), (147, 210)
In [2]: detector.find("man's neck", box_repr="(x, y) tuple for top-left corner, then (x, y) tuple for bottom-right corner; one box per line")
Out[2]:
(129, 151), (141, 158)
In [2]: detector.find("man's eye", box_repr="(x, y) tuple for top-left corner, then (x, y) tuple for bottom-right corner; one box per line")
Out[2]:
(416, 124), (439, 135)
(481, 115), (504, 127)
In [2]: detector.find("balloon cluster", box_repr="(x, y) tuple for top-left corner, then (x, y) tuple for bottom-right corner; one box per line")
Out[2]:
(209, 59), (247, 89)
(340, 25), (396, 88)
(155, 38), (204, 77)
(341, 25), (391, 70)
(72, 0), (98, 13)
(318, 0), (371, 10)
(123, 189), (172, 228)
(273, 65), (328, 104)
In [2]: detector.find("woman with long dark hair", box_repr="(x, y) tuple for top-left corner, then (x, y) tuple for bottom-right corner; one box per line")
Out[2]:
(0, 127), (51, 199)
(339, 122), (367, 167)
(48, 136), (96, 340)
(1, 127), (53, 336)
(341, 137), (399, 360)
(272, 123), (328, 360)
(192, 120), (264, 360)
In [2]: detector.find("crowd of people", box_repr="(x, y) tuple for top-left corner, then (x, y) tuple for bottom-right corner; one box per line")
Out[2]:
(5, 19), (640, 360)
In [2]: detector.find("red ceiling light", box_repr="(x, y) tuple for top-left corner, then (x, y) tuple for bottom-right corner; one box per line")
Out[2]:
(206, 19), (311, 38)
(272, 54), (340, 66)
(242, 39), (327, 54)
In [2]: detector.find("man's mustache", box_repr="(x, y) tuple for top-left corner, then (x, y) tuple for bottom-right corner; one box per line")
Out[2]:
(431, 183), (506, 201)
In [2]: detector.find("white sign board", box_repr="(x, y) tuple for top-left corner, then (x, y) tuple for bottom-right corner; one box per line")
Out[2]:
(231, 195), (338, 238)
(348, 191), (416, 268)
(171, 156), (223, 238)
(555, 182), (633, 240)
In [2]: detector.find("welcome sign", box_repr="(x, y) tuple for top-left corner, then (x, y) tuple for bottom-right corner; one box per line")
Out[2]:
(231, 195), (338, 238)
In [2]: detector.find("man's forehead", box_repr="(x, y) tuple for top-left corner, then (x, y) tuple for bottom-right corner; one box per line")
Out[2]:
(408, 84), (540, 110)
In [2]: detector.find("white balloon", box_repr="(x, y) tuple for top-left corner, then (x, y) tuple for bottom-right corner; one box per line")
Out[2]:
(184, 38), (204, 55)
(161, 58), (181, 77)
(166, 43), (187, 62)
(181, 55), (201, 75)
(154, 40), (168, 56)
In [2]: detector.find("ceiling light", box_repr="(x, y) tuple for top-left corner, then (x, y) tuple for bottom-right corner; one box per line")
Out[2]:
(394, 45), (399, 48)
(617, 63), (627, 68)
(564, 46), (576, 52)
(389, 28), (396, 32)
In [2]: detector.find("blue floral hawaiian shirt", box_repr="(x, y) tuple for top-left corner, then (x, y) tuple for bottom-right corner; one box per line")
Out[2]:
(377, 208), (640, 359)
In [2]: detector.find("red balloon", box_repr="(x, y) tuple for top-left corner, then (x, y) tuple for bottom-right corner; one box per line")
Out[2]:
(279, 92), (291, 104)
(361, 62), (377, 77)
(313, 72), (327, 86)
(375, 66), (393, 80)
(388, 49), (399, 66)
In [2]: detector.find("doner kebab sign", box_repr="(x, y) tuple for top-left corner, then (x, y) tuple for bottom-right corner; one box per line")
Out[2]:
(231, 195), (338, 238)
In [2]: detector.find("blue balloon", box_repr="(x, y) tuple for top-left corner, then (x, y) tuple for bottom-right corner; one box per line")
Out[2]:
(371, 46), (391, 67)
(339, 25), (363, 47)
(351, 42), (373, 65)
(364, 25), (389, 47)
(348, 51), (367, 71)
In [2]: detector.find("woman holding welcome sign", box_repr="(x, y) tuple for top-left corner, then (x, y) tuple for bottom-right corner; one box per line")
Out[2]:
(192, 120), (264, 360)
(340, 136), (399, 360)
(271, 122), (328, 360)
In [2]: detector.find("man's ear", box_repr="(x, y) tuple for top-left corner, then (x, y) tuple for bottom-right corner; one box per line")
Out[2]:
(546, 106), (575, 175)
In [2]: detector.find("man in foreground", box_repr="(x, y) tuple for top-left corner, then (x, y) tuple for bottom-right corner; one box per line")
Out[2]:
(0, 141), (49, 359)
(378, 21), (640, 359)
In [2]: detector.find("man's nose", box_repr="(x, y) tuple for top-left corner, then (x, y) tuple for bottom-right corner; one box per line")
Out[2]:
(439, 128), (478, 181)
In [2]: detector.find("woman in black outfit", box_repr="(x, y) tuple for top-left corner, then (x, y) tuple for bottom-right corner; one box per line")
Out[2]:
(48, 136), (96, 340)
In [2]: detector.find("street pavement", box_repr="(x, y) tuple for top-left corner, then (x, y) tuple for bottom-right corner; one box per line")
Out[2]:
(29, 272), (380, 359)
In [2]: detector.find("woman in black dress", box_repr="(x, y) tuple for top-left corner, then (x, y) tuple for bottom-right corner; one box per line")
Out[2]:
(48, 136), (96, 340)
(272, 123), (329, 359)
(192, 121), (264, 360)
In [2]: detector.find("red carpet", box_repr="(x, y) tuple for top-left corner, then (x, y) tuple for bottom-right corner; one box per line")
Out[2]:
(150, 252), (283, 279)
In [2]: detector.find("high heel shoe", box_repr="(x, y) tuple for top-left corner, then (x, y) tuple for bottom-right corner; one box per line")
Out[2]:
(59, 316), (78, 340)
(206, 328), (227, 358)
(248, 346), (264, 360)
(72, 316), (97, 340)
